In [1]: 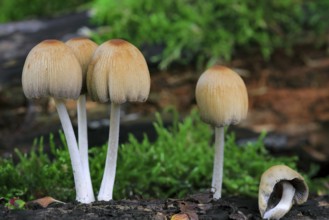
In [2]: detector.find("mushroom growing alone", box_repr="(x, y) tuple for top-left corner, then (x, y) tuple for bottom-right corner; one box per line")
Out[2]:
(65, 37), (98, 201)
(87, 39), (150, 201)
(195, 65), (248, 199)
(22, 39), (94, 203)
(259, 165), (309, 219)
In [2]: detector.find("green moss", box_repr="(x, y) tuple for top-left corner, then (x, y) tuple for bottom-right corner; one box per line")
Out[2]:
(0, 110), (327, 201)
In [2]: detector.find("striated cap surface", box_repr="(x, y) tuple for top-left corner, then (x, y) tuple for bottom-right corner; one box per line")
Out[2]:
(22, 39), (82, 100)
(87, 39), (150, 104)
(195, 65), (248, 127)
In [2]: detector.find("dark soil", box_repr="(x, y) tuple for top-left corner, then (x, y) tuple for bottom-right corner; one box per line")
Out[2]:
(1, 194), (328, 220)
(0, 11), (328, 220)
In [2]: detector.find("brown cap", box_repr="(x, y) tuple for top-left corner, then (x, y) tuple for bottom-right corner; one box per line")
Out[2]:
(195, 65), (248, 127)
(258, 165), (309, 218)
(87, 39), (150, 104)
(22, 39), (82, 100)
(65, 37), (98, 94)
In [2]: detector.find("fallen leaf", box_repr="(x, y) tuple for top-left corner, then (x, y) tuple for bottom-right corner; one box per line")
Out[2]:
(171, 212), (199, 220)
(171, 213), (189, 220)
(26, 196), (65, 208)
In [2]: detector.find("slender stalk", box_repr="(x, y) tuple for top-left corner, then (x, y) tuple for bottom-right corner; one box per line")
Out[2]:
(54, 98), (93, 203)
(77, 95), (95, 202)
(97, 103), (121, 201)
(211, 126), (225, 199)
(263, 182), (295, 219)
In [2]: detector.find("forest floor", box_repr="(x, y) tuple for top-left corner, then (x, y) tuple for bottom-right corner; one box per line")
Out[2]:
(1, 194), (329, 219)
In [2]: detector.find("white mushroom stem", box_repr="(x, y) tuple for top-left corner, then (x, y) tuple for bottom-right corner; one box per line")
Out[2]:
(97, 102), (121, 201)
(77, 95), (95, 202)
(54, 98), (94, 203)
(211, 126), (225, 199)
(263, 182), (296, 220)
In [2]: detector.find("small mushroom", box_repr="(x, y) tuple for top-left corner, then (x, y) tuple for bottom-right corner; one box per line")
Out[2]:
(65, 37), (98, 201)
(22, 39), (94, 203)
(87, 39), (150, 201)
(258, 165), (309, 219)
(195, 65), (248, 199)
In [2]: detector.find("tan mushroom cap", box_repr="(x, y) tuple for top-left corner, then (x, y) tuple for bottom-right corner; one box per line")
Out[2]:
(195, 65), (248, 127)
(22, 39), (82, 100)
(87, 39), (150, 104)
(258, 165), (309, 217)
(65, 37), (98, 94)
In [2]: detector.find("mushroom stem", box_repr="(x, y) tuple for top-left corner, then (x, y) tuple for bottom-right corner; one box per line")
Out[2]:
(54, 98), (94, 203)
(211, 126), (225, 199)
(97, 102), (121, 201)
(77, 95), (95, 202)
(263, 181), (295, 220)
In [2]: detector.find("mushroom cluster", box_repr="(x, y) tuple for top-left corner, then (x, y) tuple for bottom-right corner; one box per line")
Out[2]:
(22, 37), (307, 220)
(22, 38), (150, 203)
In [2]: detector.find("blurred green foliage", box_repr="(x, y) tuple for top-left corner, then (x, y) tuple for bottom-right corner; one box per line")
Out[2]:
(91, 0), (329, 69)
(0, 110), (327, 201)
(0, 133), (76, 201)
(2, 0), (327, 70)
(0, 0), (91, 22)
(5, 198), (26, 210)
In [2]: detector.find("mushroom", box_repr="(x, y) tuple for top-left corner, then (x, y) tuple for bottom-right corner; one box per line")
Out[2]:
(195, 65), (248, 199)
(22, 39), (94, 203)
(87, 39), (150, 201)
(65, 37), (98, 201)
(258, 165), (309, 220)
